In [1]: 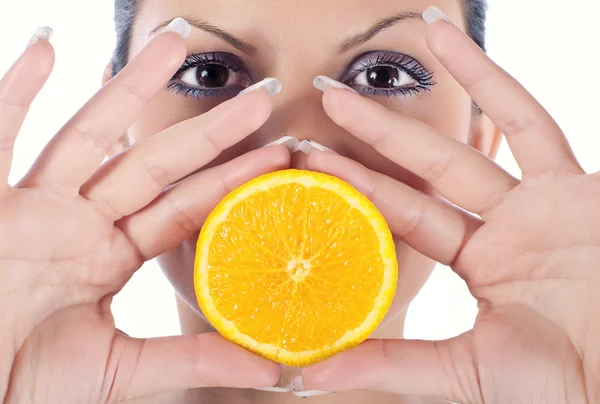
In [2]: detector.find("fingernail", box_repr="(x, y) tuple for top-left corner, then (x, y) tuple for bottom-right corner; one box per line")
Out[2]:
(313, 76), (358, 94)
(239, 78), (282, 97)
(298, 140), (339, 155)
(161, 17), (192, 39)
(254, 386), (291, 393)
(262, 136), (300, 153)
(27, 26), (53, 48)
(291, 376), (333, 397)
(422, 6), (455, 25)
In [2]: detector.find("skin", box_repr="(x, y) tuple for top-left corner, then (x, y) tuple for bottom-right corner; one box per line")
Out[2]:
(117, 1), (498, 401)
(123, 0), (498, 338)
(1, 3), (599, 404)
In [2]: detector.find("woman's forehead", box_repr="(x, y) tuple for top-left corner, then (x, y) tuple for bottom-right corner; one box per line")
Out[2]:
(134, 0), (464, 39)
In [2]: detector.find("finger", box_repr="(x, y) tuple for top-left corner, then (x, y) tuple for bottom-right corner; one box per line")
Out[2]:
(301, 337), (479, 403)
(0, 30), (54, 190)
(425, 10), (582, 176)
(117, 146), (290, 260)
(108, 332), (281, 401)
(20, 24), (188, 195)
(307, 150), (481, 266)
(82, 90), (273, 221)
(321, 89), (518, 214)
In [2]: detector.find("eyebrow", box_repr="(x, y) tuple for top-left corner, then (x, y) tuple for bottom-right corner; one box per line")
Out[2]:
(152, 10), (421, 56)
(340, 11), (422, 52)
(151, 18), (257, 55)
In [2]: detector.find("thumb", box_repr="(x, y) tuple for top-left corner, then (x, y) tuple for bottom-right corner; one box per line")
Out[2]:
(107, 332), (281, 401)
(300, 336), (481, 403)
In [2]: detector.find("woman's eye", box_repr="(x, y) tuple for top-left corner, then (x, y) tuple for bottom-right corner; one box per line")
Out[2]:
(179, 64), (246, 89)
(168, 52), (253, 98)
(352, 66), (416, 89)
(341, 51), (436, 97)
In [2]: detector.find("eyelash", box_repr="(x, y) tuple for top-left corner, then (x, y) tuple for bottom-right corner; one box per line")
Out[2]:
(167, 52), (252, 98)
(167, 51), (436, 99)
(340, 51), (436, 97)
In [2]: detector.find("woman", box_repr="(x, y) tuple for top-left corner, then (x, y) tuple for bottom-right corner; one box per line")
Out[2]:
(1, 0), (598, 402)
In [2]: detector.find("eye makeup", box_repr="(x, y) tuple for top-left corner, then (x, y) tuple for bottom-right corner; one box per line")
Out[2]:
(166, 50), (436, 100)
(340, 51), (436, 97)
(168, 52), (254, 98)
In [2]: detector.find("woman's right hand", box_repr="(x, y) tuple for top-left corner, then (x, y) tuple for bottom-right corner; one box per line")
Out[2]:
(0, 22), (286, 403)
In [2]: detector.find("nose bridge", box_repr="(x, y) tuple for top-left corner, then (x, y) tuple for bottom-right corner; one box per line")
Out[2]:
(251, 15), (349, 149)
(257, 84), (345, 147)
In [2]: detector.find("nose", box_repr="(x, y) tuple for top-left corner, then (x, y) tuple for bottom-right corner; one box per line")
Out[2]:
(255, 79), (348, 155)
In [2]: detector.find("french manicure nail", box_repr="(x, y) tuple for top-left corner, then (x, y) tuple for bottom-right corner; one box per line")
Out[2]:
(422, 6), (455, 25)
(291, 376), (333, 397)
(27, 26), (53, 48)
(298, 140), (339, 155)
(161, 17), (192, 39)
(239, 78), (282, 97)
(313, 75), (358, 94)
(262, 136), (301, 153)
(254, 386), (291, 393)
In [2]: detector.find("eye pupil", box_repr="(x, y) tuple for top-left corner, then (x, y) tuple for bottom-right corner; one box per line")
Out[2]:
(197, 64), (229, 88)
(367, 66), (399, 88)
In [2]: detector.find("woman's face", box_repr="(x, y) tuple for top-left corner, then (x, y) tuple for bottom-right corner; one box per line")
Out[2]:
(120, 0), (500, 334)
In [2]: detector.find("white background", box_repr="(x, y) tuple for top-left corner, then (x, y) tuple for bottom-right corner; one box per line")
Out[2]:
(1, 1), (599, 340)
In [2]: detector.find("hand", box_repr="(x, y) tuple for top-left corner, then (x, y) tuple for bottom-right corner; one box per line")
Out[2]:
(0, 27), (286, 402)
(302, 14), (599, 404)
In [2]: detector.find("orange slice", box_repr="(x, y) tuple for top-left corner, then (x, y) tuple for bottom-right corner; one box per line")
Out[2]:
(194, 169), (397, 366)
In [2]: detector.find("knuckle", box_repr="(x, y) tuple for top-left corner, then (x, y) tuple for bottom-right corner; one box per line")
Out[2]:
(168, 197), (200, 234)
(0, 94), (28, 110)
(463, 63), (497, 95)
(120, 80), (150, 106)
(399, 208), (425, 237)
(421, 153), (454, 185)
(433, 340), (467, 402)
(141, 157), (173, 189)
(371, 122), (395, 151)
(41, 178), (77, 199)
(200, 128), (224, 155)
(501, 115), (536, 137)
(0, 137), (16, 152)
(479, 187), (511, 214)
(465, 71), (490, 94)
(74, 123), (112, 155)
(219, 175), (238, 196)
(94, 198), (126, 221)
(434, 338), (484, 404)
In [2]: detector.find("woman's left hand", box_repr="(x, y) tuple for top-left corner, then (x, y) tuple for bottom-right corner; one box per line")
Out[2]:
(300, 12), (600, 404)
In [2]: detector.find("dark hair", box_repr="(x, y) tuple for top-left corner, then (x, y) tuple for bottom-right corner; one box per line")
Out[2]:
(112, 0), (488, 75)
(112, 0), (137, 76)
(463, 0), (487, 51)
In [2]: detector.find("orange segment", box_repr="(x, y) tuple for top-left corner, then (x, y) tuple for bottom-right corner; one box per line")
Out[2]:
(194, 169), (397, 366)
